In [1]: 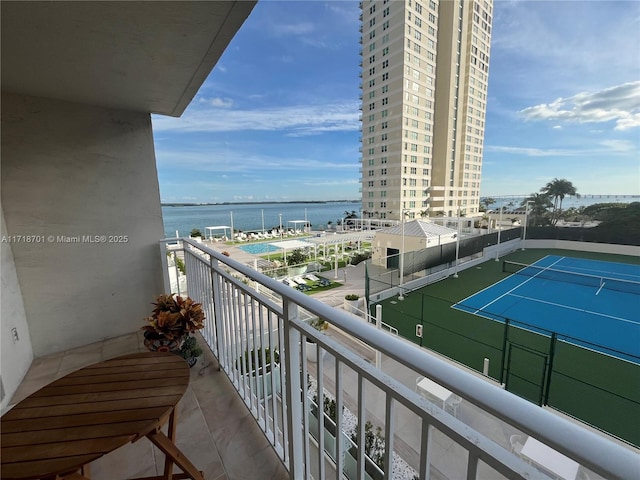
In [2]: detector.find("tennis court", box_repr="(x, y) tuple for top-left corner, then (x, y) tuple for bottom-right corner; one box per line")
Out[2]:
(453, 255), (640, 362)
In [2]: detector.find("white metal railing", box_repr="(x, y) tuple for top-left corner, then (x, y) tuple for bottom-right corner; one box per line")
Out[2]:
(159, 238), (637, 480)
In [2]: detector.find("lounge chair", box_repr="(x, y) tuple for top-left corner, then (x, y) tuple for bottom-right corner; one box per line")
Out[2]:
(282, 278), (297, 287)
(293, 276), (307, 285)
(305, 273), (320, 282)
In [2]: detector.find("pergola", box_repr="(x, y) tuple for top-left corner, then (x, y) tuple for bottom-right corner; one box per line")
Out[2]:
(304, 232), (376, 277)
(267, 239), (312, 264)
(205, 225), (232, 240)
(287, 220), (310, 233)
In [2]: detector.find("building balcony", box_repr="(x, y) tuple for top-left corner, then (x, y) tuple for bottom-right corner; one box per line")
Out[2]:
(4, 238), (637, 480)
(7, 331), (288, 480)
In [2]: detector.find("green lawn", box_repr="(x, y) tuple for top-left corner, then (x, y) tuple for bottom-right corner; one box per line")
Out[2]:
(370, 248), (640, 446)
(294, 276), (342, 295)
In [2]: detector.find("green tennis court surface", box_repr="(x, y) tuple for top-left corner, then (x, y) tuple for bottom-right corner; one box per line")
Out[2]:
(370, 249), (640, 446)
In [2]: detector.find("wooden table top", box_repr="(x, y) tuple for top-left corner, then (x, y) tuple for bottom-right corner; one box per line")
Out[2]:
(1, 352), (189, 480)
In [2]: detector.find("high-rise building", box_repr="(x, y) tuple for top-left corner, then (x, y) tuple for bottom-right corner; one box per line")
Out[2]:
(360, 0), (493, 220)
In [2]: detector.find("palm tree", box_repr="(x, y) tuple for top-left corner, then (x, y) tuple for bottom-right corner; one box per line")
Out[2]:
(343, 210), (358, 228)
(540, 178), (579, 225)
(480, 197), (496, 212)
(521, 193), (553, 226)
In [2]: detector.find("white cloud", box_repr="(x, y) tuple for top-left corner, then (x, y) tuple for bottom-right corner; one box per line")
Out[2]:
(153, 102), (360, 135)
(155, 147), (358, 173)
(486, 139), (636, 157)
(519, 81), (640, 130)
(269, 21), (315, 37)
(199, 97), (234, 108)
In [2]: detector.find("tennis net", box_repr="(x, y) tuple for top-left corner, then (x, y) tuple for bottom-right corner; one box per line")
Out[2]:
(502, 260), (640, 295)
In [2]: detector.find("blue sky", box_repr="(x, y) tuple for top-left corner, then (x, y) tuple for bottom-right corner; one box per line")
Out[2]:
(152, 0), (640, 203)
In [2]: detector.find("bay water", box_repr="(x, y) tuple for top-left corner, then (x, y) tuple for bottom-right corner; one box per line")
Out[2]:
(162, 201), (361, 238)
(162, 196), (638, 238)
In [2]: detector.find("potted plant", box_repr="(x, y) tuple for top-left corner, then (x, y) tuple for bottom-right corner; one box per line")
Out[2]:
(308, 394), (345, 460)
(178, 335), (203, 368)
(305, 318), (328, 362)
(344, 294), (360, 313)
(287, 248), (308, 276)
(141, 294), (205, 353)
(237, 347), (281, 397)
(189, 228), (203, 243)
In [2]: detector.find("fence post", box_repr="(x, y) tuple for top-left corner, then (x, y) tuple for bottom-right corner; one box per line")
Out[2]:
(499, 319), (510, 385)
(543, 333), (558, 406)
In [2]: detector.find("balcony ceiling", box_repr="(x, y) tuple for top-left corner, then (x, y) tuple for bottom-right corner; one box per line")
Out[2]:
(1, 1), (256, 117)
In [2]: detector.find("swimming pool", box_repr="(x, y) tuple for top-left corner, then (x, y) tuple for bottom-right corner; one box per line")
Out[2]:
(238, 242), (281, 254)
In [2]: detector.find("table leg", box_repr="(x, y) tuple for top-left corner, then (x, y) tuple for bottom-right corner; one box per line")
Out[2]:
(147, 409), (203, 480)
(163, 409), (177, 479)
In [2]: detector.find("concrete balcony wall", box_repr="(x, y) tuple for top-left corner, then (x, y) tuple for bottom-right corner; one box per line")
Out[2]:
(1, 208), (33, 411)
(1, 92), (164, 357)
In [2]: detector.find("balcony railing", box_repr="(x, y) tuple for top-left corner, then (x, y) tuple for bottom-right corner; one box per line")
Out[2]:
(160, 238), (636, 480)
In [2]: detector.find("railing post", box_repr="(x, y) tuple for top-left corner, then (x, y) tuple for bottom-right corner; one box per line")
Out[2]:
(211, 255), (224, 369)
(375, 304), (383, 369)
(159, 241), (171, 293)
(283, 299), (304, 479)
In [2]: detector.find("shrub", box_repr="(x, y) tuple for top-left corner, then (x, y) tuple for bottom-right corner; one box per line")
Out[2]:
(345, 294), (360, 301)
(311, 394), (342, 436)
(350, 251), (371, 265)
(237, 348), (280, 375)
(175, 256), (186, 274)
(190, 228), (202, 238)
(287, 248), (307, 265)
(310, 318), (328, 331)
(349, 421), (386, 479)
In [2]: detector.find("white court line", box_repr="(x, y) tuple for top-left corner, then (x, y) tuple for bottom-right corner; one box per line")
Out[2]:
(470, 256), (566, 315)
(453, 255), (556, 309)
(556, 259), (640, 283)
(505, 293), (639, 326)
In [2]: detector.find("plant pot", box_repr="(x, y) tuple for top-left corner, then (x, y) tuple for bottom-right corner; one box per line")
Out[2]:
(143, 331), (183, 353)
(306, 339), (318, 362)
(344, 298), (360, 314)
(243, 365), (281, 398)
(186, 356), (199, 368)
(288, 265), (307, 277)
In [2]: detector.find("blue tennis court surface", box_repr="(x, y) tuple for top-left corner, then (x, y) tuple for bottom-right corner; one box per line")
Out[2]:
(453, 256), (640, 363)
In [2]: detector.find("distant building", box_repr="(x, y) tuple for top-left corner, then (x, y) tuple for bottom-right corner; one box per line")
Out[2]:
(360, 0), (493, 221)
(371, 219), (457, 267)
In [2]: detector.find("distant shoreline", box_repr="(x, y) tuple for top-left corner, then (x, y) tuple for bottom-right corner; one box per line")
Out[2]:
(161, 195), (638, 208)
(162, 200), (361, 207)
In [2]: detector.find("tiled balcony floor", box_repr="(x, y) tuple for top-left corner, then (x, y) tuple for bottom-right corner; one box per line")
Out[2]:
(7, 331), (289, 480)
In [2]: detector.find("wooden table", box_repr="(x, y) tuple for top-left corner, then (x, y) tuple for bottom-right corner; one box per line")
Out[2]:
(521, 437), (580, 480)
(1, 352), (203, 480)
